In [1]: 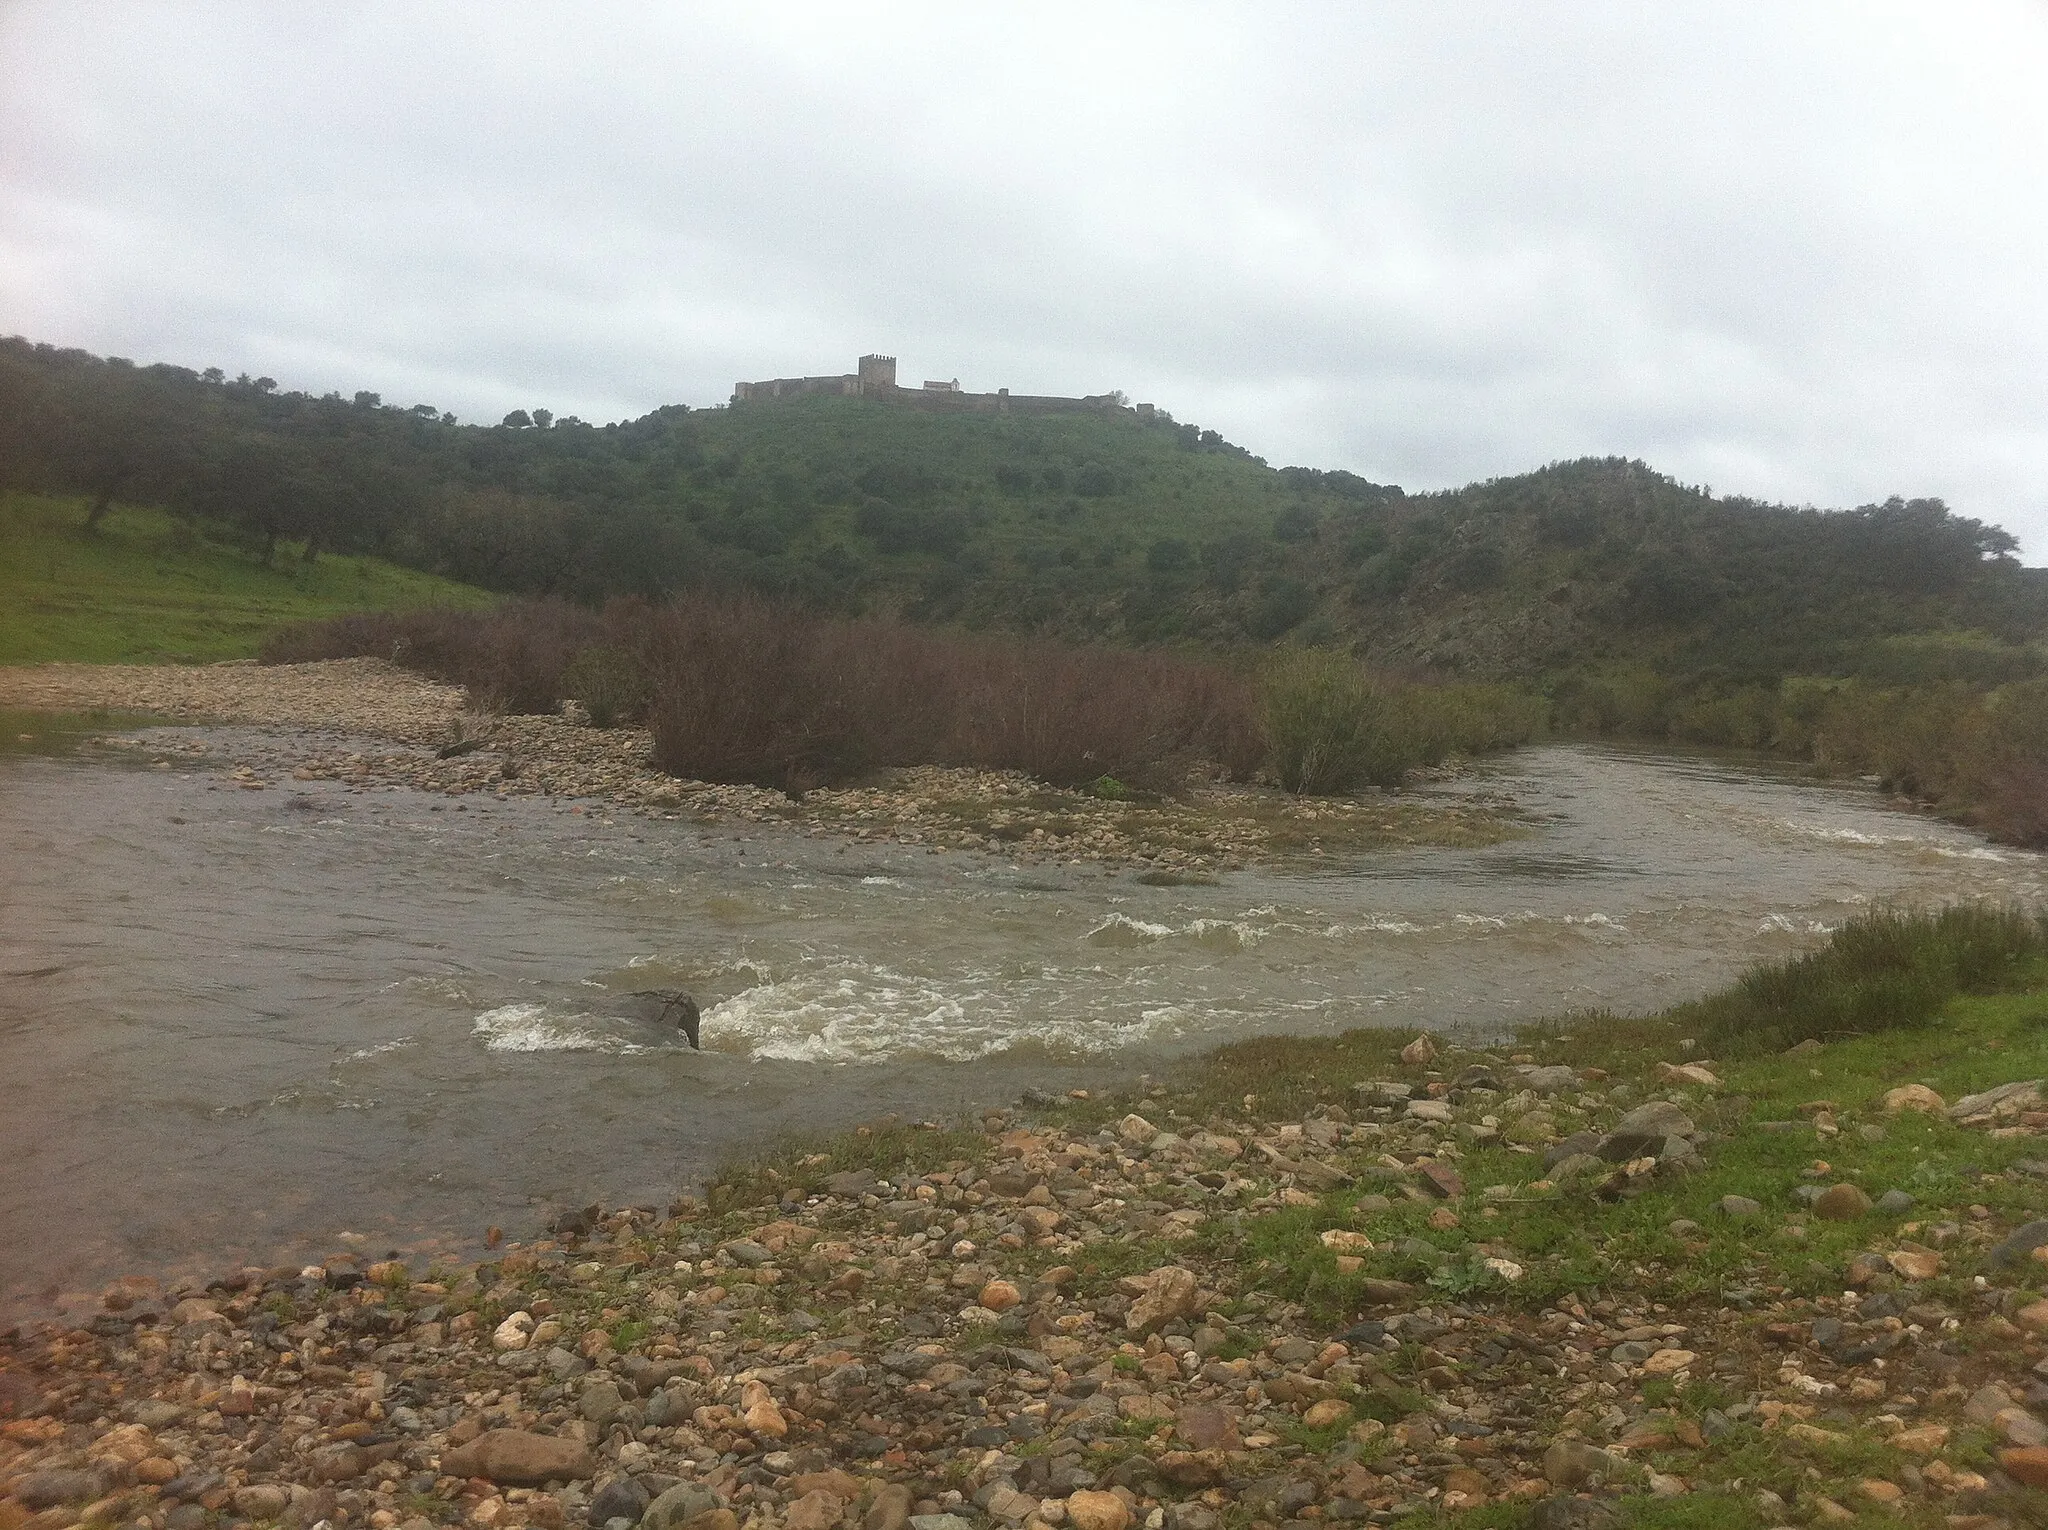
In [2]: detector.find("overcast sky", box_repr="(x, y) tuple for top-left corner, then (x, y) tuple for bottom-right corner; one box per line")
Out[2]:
(5, 3), (2047, 557)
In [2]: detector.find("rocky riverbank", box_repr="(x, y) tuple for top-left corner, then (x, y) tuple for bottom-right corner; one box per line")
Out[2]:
(6, 1012), (2048, 1530)
(0, 661), (1519, 873)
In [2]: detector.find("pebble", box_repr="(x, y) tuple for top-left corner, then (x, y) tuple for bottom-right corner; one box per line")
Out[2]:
(233, 1483), (290, 1518)
(1887, 1248), (1942, 1280)
(442, 1429), (599, 1486)
(1542, 1441), (1620, 1487)
(1813, 1183), (1873, 1220)
(579, 1379), (625, 1425)
(1883, 1084), (1946, 1113)
(11, 1470), (100, 1510)
(2002, 1446), (2048, 1488)
(1990, 1218), (2048, 1265)
(643, 1485), (720, 1530)
(588, 1475), (651, 1526)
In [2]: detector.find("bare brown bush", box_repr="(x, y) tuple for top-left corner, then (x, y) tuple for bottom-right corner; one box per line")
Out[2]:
(270, 595), (1286, 796)
(262, 600), (613, 714)
(1978, 759), (2048, 848)
(640, 595), (1261, 796)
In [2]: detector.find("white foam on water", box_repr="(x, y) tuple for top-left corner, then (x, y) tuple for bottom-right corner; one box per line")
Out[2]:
(1757, 913), (1839, 935)
(342, 1037), (415, 1062)
(1084, 913), (1176, 946)
(399, 976), (481, 1007)
(860, 876), (905, 887)
(1186, 918), (1260, 951)
(1443, 909), (1629, 936)
(705, 963), (1185, 1064)
(471, 1003), (651, 1055)
(1778, 820), (2018, 864)
(1930, 844), (2010, 862)
(622, 953), (763, 988)
(1781, 821), (1889, 846)
(1082, 913), (1264, 951)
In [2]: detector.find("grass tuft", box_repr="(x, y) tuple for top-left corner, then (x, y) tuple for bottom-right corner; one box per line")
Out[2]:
(1677, 901), (2048, 1054)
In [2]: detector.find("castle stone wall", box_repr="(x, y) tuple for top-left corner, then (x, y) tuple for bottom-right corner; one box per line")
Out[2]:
(731, 373), (859, 403)
(732, 354), (1138, 417)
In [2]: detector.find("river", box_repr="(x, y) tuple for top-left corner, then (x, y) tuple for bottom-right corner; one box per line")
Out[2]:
(2, 724), (2041, 1320)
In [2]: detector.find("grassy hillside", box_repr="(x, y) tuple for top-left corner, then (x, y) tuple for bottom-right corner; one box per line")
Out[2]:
(0, 492), (493, 664)
(5, 337), (2042, 676)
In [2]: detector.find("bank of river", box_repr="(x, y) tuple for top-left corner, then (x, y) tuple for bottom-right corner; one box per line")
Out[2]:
(4, 1008), (2047, 1530)
(0, 694), (2041, 1323)
(0, 660), (1517, 873)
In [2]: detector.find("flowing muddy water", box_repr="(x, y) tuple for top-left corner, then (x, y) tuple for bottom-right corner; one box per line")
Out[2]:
(2, 724), (2042, 1318)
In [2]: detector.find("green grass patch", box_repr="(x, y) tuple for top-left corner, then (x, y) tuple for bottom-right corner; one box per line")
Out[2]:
(1164, 905), (2048, 1326)
(0, 492), (493, 663)
(1675, 900), (2048, 1055)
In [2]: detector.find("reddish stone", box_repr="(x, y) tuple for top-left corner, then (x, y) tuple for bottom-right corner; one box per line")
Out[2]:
(1175, 1402), (1242, 1452)
(2001, 1446), (2048, 1488)
(1417, 1164), (1465, 1199)
(439, 1429), (596, 1487)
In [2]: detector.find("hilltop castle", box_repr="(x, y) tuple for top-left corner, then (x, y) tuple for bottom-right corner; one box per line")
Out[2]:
(732, 354), (1153, 418)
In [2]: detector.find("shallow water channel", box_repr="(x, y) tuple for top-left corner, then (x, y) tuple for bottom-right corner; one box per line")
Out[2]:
(2, 726), (2042, 1318)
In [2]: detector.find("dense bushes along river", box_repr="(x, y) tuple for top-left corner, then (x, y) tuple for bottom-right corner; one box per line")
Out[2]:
(1555, 665), (2048, 848)
(265, 598), (1543, 800)
(266, 594), (2046, 848)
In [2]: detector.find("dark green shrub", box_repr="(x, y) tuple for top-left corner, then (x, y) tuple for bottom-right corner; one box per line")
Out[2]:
(1146, 538), (1192, 573)
(1681, 902), (2048, 1055)
(1073, 462), (1116, 496)
(562, 644), (651, 728)
(1261, 651), (1399, 794)
(1249, 575), (1315, 639)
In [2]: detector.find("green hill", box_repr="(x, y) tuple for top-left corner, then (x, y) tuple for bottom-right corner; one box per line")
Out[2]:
(0, 492), (493, 664)
(4, 334), (2043, 685)
(675, 403), (2048, 684)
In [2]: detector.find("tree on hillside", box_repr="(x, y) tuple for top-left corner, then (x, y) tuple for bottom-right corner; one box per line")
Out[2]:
(195, 437), (313, 566)
(52, 364), (195, 532)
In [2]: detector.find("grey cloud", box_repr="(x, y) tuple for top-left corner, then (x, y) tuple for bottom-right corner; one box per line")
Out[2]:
(3, 1), (2045, 552)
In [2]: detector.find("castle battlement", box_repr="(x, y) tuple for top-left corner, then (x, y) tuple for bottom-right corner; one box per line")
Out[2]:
(732, 354), (1146, 417)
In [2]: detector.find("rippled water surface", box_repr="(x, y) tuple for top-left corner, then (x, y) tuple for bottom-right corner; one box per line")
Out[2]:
(3, 727), (2041, 1316)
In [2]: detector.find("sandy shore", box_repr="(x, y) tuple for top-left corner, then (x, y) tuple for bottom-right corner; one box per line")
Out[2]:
(0, 661), (1519, 873)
